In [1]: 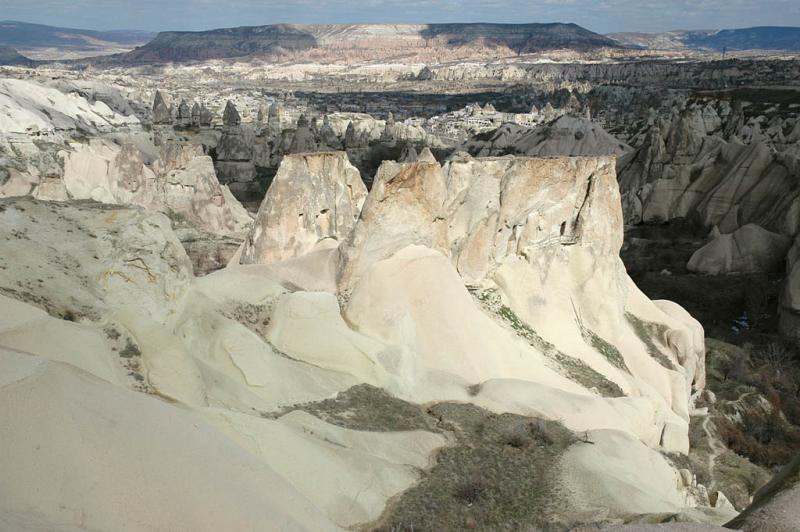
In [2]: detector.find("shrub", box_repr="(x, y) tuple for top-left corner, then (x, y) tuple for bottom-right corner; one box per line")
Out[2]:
(454, 472), (488, 505)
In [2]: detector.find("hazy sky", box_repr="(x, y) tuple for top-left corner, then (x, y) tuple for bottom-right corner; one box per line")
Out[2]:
(3, 0), (800, 34)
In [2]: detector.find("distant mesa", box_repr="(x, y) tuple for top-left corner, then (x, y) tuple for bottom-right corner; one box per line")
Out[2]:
(111, 22), (625, 64)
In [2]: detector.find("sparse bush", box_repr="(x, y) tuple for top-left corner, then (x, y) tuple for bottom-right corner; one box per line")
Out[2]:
(529, 419), (557, 447)
(501, 426), (529, 449)
(756, 341), (798, 379)
(120, 339), (142, 359)
(454, 471), (488, 505)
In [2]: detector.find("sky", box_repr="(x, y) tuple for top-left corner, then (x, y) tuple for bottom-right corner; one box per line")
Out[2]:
(2, 0), (800, 34)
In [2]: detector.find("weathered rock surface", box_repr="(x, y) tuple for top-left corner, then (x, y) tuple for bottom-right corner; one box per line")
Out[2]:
(0, 78), (139, 134)
(0, 151), (726, 529)
(241, 152), (366, 264)
(336, 159), (449, 287)
(152, 90), (172, 125)
(464, 116), (631, 158)
(780, 235), (800, 338)
(0, 198), (193, 322)
(618, 102), (800, 235)
(687, 224), (793, 274)
(725, 455), (800, 531)
(61, 139), (252, 236)
(334, 156), (705, 463)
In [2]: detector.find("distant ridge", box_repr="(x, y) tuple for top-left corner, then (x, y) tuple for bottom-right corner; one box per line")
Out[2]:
(608, 26), (800, 52)
(0, 20), (154, 57)
(112, 22), (624, 63)
(0, 46), (34, 66)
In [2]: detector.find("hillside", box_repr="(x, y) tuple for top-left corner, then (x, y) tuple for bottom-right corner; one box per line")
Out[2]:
(0, 45), (34, 66)
(0, 20), (154, 59)
(115, 22), (624, 64)
(608, 26), (800, 51)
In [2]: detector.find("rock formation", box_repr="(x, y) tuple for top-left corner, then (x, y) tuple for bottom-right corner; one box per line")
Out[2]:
(288, 114), (318, 153)
(725, 454), (800, 531)
(617, 102), (800, 235)
(241, 152), (366, 264)
(215, 101), (257, 192)
(267, 103), (283, 138)
(780, 235), (800, 338)
(152, 90), (172, 125)
(0, 198), (193, 322)
(0, 148), (726, 529)
(318, 115), (340, 150)
(222, 100), (241, 127)
(176, 99), (192, 127)
(463, 116), (631, 158)
(191, 102), (201, 127)
(687, 224), (793, 275)
(60, 139), (252, 236)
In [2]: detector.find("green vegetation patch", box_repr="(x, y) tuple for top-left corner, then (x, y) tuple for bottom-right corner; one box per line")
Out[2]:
(473, 289), (624, 398)
(581, 328), (630, 373)
(625, 312), (676, 370)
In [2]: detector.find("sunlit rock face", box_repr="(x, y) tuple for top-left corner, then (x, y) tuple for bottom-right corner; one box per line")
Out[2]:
(0, 149), (716, 528)
(0, 197), (193, 323)
(332, 155), (705, 454)
(61, 139), (251, 236)
(241, 152), (367, 265)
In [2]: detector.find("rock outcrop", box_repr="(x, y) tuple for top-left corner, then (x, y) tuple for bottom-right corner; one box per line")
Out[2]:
(688, 224), (793, 274)
(241, 152), (366, 264)
(725, 454), (800, 531)
(152, 90), (172, 125)
(463, 116), (631, 158)
(0, 198), (193, 322)
(215, 101), (257, 191)
(780, 235), (800, 338)
(618, 102), (800, 235)
(289, 114), (318, 153)
(61, 139), (252, 236)
(0, 151), (723, 528)
(334, 156), (704, 460)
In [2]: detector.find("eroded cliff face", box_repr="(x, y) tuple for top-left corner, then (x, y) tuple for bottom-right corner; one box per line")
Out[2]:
(242, 153), (706, 457)
(618, 102), (800, 236)
(0, 149), (726, 529)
